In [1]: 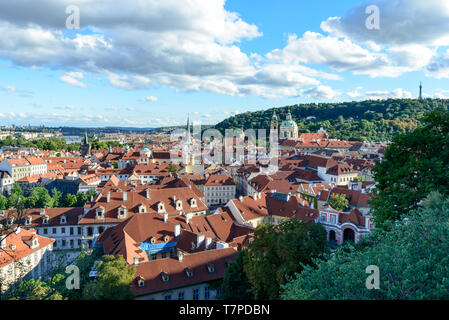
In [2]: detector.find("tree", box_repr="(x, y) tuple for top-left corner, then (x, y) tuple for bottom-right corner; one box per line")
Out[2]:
(371, 108), (449, 229)
(242, 218), (328, 299)
(328, 193), (349, 211)
(0, 195), (8, 210)
(167, 164), (179, 173)
(26, 187), (54, 209)
(282, 191), (449, 300)
(2, 278), (64, 300)
(220, 250), (253, 300)
(83, 255), (136, 300)
(63, 193), (77, 207)
(51, 188), (62, 207)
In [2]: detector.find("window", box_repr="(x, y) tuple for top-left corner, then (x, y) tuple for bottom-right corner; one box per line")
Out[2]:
(61, 227), (65, 234)
(161, 252), (166, 259)
(43, 228), (48, 235)
(151, 254), (157, 260)
(193, 289), (199, 300)
(164, 295), (172, 300)
(178, 292), (185, 300)
(216, 286), (222, 297)
(70, 227), (74, 235)
(204, 287), (210, 300)
(52, 228), (57, 234)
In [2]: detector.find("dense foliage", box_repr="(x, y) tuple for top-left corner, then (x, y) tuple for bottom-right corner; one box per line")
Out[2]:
(0, 184), (96, 210)
(328, 193), (349, 211)
(1, 251), (135, 300)
(215, 98), (449, 141)
(221, 218), (328, 300)
(371, 108), (449, 228)
(83, 255), (136, 300)
(0, 136), (67, 151)
(0, 134), (120, 152)
(282, 192), (449, 300)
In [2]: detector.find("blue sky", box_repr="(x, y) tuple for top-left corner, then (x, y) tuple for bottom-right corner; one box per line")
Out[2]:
(1, 0), (449, 128)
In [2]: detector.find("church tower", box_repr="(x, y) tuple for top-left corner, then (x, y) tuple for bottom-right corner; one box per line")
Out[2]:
(80, 131), (91, 157)
(270, 110), (278, 131)
(419, 82), (423, 100)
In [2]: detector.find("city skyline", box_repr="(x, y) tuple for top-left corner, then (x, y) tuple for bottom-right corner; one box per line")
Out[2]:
(1, 0), (449, 128)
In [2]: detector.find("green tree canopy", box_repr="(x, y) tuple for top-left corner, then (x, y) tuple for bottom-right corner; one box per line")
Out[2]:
(220, 250), (253, 300)
(240, 218), (328, 299)
(83, 255), (136, 300)
(371, 108), (449, 228)
(282, 191), (449, 300)
(328, 193), (349, 211)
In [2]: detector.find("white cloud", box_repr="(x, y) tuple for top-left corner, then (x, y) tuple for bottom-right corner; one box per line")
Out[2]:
(143, 95), (158, 102)
(321, 0), (449, 47)
(126, 106), (135, 111)
(3, 85), (16, 93)
(346, 87), (413, 100)
(300, 85), (340, 100)
(59, 72), (86, 88)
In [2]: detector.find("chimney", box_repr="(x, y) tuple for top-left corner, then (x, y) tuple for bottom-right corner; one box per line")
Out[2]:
(106, 192), (110, 203)
(174, 224), (181, 237)
(205, 237), (212, 249)
(123, 192), (127, 202)
(15, 227), (21, 235)
(178, 251), (183, 262)
(40, 208), (45, 216)
(197, 234), (205, 248)
(164, 213), (168, 223)
(0, 236), (6, 250)
(146, 188), (150, 200)
(133, 257), (139, 266)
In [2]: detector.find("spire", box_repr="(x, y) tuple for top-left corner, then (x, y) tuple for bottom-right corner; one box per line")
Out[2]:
(419, 82), (423, 100)
(186, 114), (191, 142)
(84, 131), (88, 144)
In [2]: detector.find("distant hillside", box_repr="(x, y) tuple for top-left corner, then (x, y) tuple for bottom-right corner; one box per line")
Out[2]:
(214, 98), (449, 142)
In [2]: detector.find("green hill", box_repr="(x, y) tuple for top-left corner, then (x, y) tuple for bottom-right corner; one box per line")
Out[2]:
(214, 98), (449, 141)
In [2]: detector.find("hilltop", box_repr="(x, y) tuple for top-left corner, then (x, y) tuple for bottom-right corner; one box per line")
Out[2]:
(214, 98), (449, 141)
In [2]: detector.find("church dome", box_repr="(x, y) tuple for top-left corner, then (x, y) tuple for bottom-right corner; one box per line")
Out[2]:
(280, 119), (297, 127)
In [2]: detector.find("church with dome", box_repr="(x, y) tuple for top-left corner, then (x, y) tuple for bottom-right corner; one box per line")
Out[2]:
(272, 110), (298, 140)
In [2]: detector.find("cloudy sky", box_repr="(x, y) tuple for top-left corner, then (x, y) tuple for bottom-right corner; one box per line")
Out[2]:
(1, 0), (449, 127)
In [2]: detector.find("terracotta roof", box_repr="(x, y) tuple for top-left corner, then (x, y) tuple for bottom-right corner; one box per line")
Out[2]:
(131, 248), (237, 296)
(0, 228), (54, 268)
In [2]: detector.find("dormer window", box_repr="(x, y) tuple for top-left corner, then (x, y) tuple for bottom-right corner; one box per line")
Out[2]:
(161, 272), (169, 283)
(175, 200), (183, 210)
(150, 237), (156, 244)
(31, 238), (39, 249)
(138, 204), (147, 213)
(185, 267), (194, 278)
(96, 207), (105, 219)
(164, 235), (169, 243)
(60, 215), (67, 224)
(25, 216), (32, 226)
(190, 199), (197, 208)
(118, 205), (127, 219)
(207, 263), (215, 274)
(42, 215), (49, 224)
(157, 202), (165, 213)
(137, 276), (145, 288)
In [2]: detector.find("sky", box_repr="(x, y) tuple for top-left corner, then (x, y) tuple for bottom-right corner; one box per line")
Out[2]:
(1, 0), (449, 128)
